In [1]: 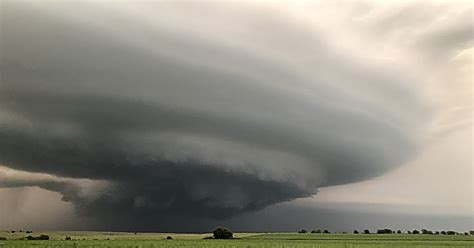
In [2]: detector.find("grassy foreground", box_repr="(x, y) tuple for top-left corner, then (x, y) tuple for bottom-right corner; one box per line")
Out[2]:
(0, 231), (473, 247)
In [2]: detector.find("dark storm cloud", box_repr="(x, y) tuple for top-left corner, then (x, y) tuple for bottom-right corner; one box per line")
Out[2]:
(0, 0), (429, 228)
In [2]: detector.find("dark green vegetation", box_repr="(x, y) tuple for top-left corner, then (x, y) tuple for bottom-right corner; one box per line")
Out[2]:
(212, 227), (233, 239)
(24, 234), (49, 240)
(0, 230), (473, 247)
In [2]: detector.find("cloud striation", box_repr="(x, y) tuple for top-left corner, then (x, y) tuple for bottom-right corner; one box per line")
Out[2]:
(0, 0), (431, 229)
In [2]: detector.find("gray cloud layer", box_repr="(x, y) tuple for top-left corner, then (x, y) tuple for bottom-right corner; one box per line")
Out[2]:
(0, 0), (437, 229)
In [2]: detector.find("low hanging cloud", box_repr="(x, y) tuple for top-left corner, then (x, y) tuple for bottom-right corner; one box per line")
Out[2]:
(2, 0), (467, 229)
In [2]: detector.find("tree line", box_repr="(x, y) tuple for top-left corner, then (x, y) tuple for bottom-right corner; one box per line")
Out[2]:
(298, 228), (474, 236)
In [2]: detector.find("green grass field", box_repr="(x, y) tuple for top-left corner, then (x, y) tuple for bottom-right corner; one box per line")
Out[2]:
(0, 231), (473, 247)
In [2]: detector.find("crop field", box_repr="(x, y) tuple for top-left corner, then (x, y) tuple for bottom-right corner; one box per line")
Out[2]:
(0, 231), (473, 248)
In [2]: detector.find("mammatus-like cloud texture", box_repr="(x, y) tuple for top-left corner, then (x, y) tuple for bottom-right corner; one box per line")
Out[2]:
(3, 0), (465, 229)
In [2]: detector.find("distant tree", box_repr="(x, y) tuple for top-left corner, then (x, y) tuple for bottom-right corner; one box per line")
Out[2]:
(0, 237), (6, 241)
(464, 232), (469, 236)
(396, 230), (402, 234)
(38, 234), (49, 240)
(323, 230), (330, 234)
(65, 236), (71, 240)
(363, 229), (370, 234)
(377, 229), (393, 234)
(441, 231), (447, 235)
(434, 231), (439, 235)
(25, 234), (49, 240)
(353, 230), (359, 234)
(213, 227), (233, 239)
(421, 229), (434, 235)
(446, 231), (456, 235)
(412, 230), (420, 234)
(298, 229), (308, 234)
(470, 231), (474, 235)
(311, 230), (321, 234)
(166, 236), (173, 240)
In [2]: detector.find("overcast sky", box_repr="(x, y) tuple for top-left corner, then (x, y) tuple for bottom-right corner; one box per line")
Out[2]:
(0, 0), (472, 231)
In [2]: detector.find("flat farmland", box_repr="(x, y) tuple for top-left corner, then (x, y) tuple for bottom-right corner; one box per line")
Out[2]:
(0, 231), (473, 247)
